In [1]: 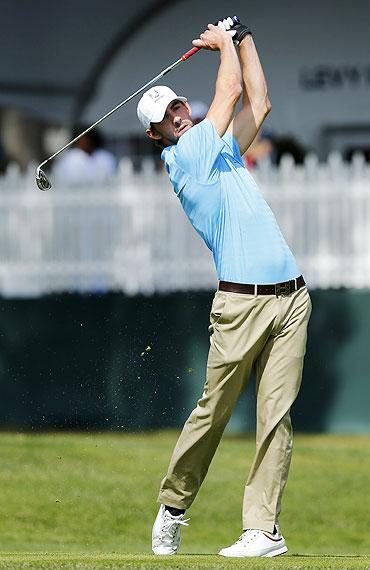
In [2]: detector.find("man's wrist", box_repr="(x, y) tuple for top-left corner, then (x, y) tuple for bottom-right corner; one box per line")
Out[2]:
(231, 22), (252, 46)
(219, 33), (237, 49)
(238, 33), (253, 47)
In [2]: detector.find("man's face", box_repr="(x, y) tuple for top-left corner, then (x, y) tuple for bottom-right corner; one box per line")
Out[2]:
(147, 100), (193, 147)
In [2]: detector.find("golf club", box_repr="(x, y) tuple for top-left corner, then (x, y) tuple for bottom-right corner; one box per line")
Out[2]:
(35, 16), (240, 191)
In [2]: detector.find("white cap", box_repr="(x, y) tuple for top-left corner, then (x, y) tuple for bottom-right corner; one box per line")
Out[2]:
(137, 86), (187, 129)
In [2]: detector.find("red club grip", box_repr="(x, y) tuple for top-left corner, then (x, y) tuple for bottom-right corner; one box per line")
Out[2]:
(180, 17), (240, 61)
(181, 47), (200, 61)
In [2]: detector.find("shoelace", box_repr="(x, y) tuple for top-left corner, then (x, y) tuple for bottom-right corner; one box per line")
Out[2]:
(160, 515), (190, 541)
(236, 529), (260, 544)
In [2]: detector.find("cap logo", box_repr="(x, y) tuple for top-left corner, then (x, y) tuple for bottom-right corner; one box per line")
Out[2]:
(149, 89), (165, 103)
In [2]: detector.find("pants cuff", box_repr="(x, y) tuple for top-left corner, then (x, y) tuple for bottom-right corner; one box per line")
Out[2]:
(157, 492), (188, 511)
(242, 518), (276, 533)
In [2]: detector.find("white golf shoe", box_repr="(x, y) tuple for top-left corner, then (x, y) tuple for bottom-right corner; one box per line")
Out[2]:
(219, 526), (288, 558)
(152, 504), (190, 555)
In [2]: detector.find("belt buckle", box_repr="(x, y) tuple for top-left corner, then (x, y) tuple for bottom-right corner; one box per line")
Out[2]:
(275, 281), (291, 296)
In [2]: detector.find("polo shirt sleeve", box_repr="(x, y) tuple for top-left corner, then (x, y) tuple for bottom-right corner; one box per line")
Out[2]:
(222, 132), (244, 166)
(173, 119), (225, 182)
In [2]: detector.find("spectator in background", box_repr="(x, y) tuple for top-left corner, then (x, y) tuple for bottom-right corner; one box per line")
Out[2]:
(53, 126), (117, 186)
(188, 100), (208, 124)
(274, 135), (306, 165)
(243, 127), (276, 169)
(344, 146), (370, 163)
(244, 129), (306, 169)
(0, 137), (8, 174)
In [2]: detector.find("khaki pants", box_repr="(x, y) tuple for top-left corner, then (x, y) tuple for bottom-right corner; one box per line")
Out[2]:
(158, 286), (311, 533)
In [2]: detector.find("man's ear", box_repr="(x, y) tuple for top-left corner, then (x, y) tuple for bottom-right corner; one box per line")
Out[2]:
(146, 127), (162, 142)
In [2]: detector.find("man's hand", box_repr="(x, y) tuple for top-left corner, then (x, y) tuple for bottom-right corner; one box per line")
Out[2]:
(192, 23), (236, 51)
(217, 16), (252, 46)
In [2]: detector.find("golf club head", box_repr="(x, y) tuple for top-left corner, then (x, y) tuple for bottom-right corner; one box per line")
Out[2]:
(36, 167), (52, 191)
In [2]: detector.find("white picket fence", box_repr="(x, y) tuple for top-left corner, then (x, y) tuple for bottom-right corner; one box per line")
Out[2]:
(0, 152), (370, 297)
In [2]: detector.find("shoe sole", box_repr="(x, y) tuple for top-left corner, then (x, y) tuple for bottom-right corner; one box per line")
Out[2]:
(219, 546), (288, 558)
(263, 546), (288, 557)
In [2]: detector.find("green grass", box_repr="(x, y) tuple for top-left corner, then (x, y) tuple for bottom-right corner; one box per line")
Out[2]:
(0, 553), (368, 570)
(0, 432), (369, 569)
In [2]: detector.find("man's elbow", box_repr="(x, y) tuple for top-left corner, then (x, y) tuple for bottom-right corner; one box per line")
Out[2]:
(230, 83), (243, 105)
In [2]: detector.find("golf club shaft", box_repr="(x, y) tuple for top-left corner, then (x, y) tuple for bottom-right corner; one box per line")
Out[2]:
(37, 47), (200, 172)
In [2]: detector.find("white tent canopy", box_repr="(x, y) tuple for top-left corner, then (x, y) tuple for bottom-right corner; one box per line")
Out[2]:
(1, 0), (370, 154)
(0, 0), (175, 123)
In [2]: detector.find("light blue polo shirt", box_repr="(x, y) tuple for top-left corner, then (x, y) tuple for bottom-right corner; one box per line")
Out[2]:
(161, 119), (300, 284)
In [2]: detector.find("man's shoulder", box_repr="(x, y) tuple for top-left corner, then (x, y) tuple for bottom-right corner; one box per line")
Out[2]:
(181, 118), (213, 141)
(178, 120), (224, 157)
(161, 145), (188, 188)
(161, 143), (176, 167)
(162, 119), (231, 183)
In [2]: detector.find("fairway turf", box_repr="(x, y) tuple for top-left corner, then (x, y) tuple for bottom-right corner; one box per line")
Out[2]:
(0, 553), (369, 570)
(0, 432), (369, 568)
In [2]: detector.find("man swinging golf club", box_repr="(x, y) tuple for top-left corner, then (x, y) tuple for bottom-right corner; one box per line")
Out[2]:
(137, 16), (311, 558)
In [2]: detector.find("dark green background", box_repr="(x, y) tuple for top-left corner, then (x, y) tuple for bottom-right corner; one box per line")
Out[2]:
(0, 290), (369, 433)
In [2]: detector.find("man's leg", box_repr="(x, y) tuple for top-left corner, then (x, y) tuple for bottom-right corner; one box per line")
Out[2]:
(152, 355), (243, 558)
(242, 287), (311, 532)
(158, 348), (252, 510)
(158, 291), (272, 510)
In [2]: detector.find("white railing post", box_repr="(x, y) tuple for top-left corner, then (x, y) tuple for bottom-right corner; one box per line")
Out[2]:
(0, 154), (369, 297)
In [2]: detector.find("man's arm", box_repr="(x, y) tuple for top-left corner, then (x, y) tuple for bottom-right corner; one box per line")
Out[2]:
(228, 35), (272, 155)
(192, 24), (242, 137)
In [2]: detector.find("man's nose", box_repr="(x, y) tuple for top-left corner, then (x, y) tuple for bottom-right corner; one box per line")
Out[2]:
(173, 116), (182, 127)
